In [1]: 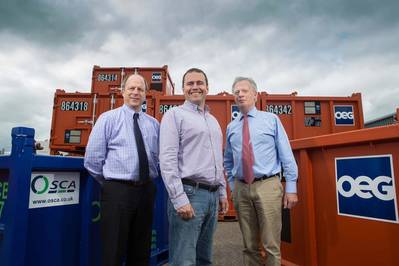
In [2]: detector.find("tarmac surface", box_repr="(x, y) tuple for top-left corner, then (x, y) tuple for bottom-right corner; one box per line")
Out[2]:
(213, 221), (244, 266)
(163, 221), (244, 265)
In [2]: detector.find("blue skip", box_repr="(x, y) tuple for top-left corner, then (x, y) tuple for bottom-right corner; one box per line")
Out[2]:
(0, 127), (168, 266)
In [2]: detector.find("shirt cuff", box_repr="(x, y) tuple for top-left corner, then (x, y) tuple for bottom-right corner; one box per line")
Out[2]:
(285, 181), (297, 193)
(87, 170), (104, 184)
(228, 180), (235, 193)
(170, 193), (190, 210)
(92, 175), (105, 186)
(218, 187), (227, 199)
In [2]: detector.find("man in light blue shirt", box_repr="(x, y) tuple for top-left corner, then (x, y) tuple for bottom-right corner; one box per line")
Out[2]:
(84, 73), (159, 266)
(224, 77), (298, 266)
(160, 68), (228, 265)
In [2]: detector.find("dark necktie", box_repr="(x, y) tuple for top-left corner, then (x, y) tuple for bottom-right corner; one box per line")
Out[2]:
(242, 114), (254, 184)
(133, 113), (149, 181)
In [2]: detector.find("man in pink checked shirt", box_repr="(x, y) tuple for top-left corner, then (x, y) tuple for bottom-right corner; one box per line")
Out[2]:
(159, 68), (228, 266)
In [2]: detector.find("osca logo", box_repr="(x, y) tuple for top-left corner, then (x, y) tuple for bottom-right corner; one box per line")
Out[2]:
(31, 175), (49, 194)
(337, 175), (394, 201)
(231, 105), (240, 121)
(31, 175), (76, 194)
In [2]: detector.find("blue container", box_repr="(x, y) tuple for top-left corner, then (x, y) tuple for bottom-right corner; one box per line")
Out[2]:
(0, 127), (168, 266)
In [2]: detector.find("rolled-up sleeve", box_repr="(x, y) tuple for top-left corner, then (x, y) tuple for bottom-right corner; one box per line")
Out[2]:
(159, 109), (189, 210)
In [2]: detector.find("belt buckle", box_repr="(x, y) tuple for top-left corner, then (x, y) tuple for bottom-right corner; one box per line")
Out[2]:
(135, 180), (144, 186)
(134, 179), (150, 186)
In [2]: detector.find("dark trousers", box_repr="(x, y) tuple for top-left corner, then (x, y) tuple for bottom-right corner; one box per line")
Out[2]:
(100, 179), (156, 266)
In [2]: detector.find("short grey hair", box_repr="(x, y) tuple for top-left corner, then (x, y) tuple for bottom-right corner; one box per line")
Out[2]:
(231, 77), (258, 93)
(121, 73), (148, 91)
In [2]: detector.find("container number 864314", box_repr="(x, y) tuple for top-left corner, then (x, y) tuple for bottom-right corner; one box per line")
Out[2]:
(61, 101), (89, 111)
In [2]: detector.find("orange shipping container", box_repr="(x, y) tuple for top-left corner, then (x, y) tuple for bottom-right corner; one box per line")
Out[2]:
(91, 65), (175, 95)
(281, 124), (399, 266)
(153, 93), (261, 144)
(49, 90), (154, 155)
(50, 90), (94, 155)
(260, 92), (364, 139)
(50, 90), (367, 222)
(50, 89), (365, 154)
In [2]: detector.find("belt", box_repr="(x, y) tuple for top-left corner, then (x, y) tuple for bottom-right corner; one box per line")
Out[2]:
(239, 173), (280, 184)
(182, 179), (220, 192)
(108, 178), (152, 187)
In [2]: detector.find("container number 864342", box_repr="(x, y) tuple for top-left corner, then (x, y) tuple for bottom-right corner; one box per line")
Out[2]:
(61, 101), (89, 111)
(265, 104), (292, 115)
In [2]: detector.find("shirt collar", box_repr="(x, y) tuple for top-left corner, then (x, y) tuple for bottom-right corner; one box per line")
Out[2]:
(122, 104), (143, 117)
(183, 100), (209, 113)
(239, 106), (257, 120)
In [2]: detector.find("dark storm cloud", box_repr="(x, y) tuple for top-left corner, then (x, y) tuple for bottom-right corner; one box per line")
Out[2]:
(0, 0), (398, 151)
(0, 0), (98, 46)
(2, 0), (398, 55)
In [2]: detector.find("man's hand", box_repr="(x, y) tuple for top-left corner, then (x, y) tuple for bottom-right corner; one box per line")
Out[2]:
(177, 203), (195, 220)
(283, 193), (298, 209)
(219, 198), (229, 215)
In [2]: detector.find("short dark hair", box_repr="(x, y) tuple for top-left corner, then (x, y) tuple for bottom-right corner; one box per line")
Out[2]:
(121, 73), (148, 91)
(182, 68), (208, 88)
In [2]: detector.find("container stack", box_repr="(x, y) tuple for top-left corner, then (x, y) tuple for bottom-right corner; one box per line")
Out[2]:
(49, 65), (365, 221)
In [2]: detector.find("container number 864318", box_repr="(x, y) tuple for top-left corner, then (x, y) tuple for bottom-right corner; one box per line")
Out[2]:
(61, 101), (89, 111)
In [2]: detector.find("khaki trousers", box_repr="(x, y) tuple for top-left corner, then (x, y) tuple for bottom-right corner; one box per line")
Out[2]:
(233, 177), (283, 266)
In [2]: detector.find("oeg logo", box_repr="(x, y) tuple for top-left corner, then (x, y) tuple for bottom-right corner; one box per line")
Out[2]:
(31, 175), (76, 194)
(334, 105), (354, 125)
(335, 112), (353, 119)
(152, 72), (161, 82)
(141, 101), (147, 113)
(231, 105), (240, 121)
(337, 175), (394, 201)
(335, 155), (398, 223)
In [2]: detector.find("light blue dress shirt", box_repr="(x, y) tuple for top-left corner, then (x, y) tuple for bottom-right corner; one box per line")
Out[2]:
(84, 104), (159, 184)
(224, 107), (298, 193)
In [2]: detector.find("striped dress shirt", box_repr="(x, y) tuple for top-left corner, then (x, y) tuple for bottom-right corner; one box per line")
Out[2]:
(84, 104), (159, 184)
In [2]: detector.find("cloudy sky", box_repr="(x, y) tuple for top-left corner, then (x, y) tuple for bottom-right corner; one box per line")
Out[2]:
(0, 0), (398, 151)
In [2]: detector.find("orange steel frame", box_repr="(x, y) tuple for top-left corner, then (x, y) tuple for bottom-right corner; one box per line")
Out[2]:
(282, 124), (399, 266)
(260, 92), (364, 139)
